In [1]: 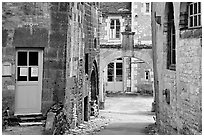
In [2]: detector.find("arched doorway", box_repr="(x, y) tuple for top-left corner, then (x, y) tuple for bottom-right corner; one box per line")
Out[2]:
(90, 60), (99, 117)
(104, 57), (153, 95)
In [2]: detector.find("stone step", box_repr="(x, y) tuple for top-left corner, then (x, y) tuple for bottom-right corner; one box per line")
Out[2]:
(19, 122), (43, 126)
(17, 114), (46, 123)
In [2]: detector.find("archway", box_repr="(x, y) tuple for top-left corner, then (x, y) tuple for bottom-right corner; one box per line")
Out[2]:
(90, 60), (99, 117)
(103, 56), (153, 95)
(99, 48), (153, 108)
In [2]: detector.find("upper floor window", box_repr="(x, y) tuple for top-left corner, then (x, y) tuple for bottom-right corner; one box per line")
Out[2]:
(145, 70), (150, 80)
(145, 3), (150, 13)
(110, 19), (120, 39)
(165, 2), (176, 70)
(189, 2), (201, 28)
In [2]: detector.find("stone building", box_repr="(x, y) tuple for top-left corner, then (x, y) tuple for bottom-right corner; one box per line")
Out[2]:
(99, 2), (153, 108)
(132, 2), (152, 45)
(151, 2), (202, 134)
(2, 2), (100, 128)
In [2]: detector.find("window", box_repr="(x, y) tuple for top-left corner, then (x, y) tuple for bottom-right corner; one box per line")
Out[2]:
(189, 2), (201, 28)
(166, 2), (176, 70)
(116, 63), (123, 81)
(145, 70), (149, 80)
(110, 19), (120, 39)
(107, 63), (114, 81)
(17, 51), (39, 81)
(146, 3), (150, 13)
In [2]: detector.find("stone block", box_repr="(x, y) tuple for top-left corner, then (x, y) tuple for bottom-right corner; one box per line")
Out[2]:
(44, 112), (56, 134)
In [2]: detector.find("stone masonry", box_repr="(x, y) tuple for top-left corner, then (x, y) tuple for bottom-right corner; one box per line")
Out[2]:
(2, 2), (100, 130)
(151, 2), (202, 135)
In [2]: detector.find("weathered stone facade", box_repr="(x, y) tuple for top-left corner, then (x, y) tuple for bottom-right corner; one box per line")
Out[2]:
(2, 2), (52, 115)
(2, 2), (100, 129)
(132, 2), (152, 45)
(64, 2), (100, 128)
(152, 2), (202, 135)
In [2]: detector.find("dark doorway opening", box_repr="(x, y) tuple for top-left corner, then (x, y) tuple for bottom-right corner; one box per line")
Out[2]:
(84, 96), (89, 121)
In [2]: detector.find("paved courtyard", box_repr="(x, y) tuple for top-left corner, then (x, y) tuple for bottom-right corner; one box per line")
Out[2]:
(97, 95), (155, 135)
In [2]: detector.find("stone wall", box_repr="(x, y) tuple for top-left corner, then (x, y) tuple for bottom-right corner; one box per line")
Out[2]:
(2, 2), (100, 129)
(2, 2), (52, 115)
(152, 2), (202, 135)
(64, 2), (100, 128)
(131, 2), (152, 45)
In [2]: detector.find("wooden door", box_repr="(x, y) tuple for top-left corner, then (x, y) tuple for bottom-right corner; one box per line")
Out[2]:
(15, 49), (43, 115)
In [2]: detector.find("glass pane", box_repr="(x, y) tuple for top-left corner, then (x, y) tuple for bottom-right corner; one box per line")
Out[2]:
(190, 16), (193, 27)
(190, 4), (193, 15)
(116, 19), (120, 25)
(116, 33), (120, 38)
(194, 15), (197, 26)
(108, 69), (114, 75)
(18, 52), (27, 66)
(198, 15), (201, 26)
(198, 2), (201, 13)
(172, 49), (176, 64)
(108, 63), (114, 68)
(116, 63), (122, 68)
(146, 3), (150, 12)
(110, 19), (114, 29)
(108, 76), (114, 81)
(194, 3), (197, 14)
(29, 67), (38, 81)
(29, 52), (38, 66)
(17, 67), (27, 81)
(116, 25), (120, 31)
(116, 69), (122, 75)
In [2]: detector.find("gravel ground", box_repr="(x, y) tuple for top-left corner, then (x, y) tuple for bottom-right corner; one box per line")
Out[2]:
(2, 96), (159, 135)
(65, 115), (111, 135)
(2, 125), (44, 135)
(67, 96), (159, 135)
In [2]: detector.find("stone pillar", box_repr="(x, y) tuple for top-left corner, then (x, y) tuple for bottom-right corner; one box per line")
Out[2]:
(121, 26), (135, 93)
(99, 66), (105, 109)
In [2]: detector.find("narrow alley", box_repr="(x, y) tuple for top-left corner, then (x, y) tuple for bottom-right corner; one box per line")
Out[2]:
(2, 2), (202, 135)
(97, 96), (155, 135)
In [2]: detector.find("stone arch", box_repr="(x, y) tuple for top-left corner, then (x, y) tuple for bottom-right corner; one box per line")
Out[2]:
(100, 49), (153, 72)
(99, 48), (153, 109)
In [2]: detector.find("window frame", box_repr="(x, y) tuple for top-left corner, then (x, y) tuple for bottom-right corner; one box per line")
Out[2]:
(166, 2), (176, 71)
(145, 70), (150, 80)
(145, 3), (150, 13)
(115, 62), (123, 82)
(109, 19), (121, 40)
(107, 62), (114, 82)
(188, 2), (201, 28)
